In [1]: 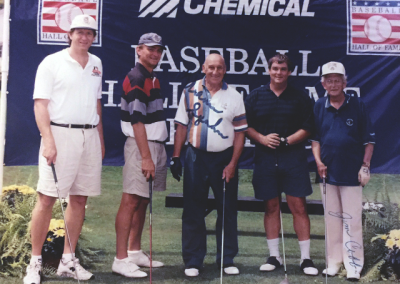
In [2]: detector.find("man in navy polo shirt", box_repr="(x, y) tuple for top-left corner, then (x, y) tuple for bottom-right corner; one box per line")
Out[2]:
(245, 54), (318, 276)
(311, 61), (375, 281)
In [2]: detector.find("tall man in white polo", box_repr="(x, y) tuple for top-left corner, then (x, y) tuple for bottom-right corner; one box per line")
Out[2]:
(24, 15), (104, 284)
(171, 54), (247, 277)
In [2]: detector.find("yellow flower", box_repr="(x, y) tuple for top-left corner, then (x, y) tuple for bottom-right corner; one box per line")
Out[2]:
(1, 185), (36, 195)
(389, 230), (400, 240)
(53, 229), (65, 238)
(47, 237), (52, 242)
(381, 235), (388, 240)
(55, 220), (65, 229)
(48, 219), (65, 232)
(386, 238), (395, 249)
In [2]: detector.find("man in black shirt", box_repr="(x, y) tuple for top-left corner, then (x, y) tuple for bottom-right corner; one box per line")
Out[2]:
(245, 54), (317, 276)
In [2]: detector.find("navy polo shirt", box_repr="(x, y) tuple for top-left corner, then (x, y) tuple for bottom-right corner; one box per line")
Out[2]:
(245, 83), (314, 153)
(313, 94), (375, 186)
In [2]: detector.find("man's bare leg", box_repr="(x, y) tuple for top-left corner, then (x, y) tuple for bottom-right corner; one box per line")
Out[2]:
(286, 195), (310, 241)
(264, 197), (280, 239)
(63, 195), (88, 254)
(115, 193), (141, 259)
(31, 193), (57, 255)
(128, 197), (149, 251)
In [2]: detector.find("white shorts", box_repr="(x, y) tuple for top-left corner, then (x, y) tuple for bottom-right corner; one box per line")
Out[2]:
(123, 137), (167, 198)
(37, 125), (102, 198)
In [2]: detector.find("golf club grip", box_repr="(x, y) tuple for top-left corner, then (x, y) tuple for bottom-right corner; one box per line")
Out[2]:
(51, 163), (58, 183)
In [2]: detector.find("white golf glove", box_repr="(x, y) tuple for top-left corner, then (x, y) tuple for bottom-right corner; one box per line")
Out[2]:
(358, 166), (370, 186)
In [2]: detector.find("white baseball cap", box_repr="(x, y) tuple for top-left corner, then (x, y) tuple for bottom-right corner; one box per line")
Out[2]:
(70, 14), (97, 31)
(321, 61), (346, 76)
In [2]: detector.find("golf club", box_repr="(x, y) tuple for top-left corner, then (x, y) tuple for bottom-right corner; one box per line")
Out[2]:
(323, 177), (328, 284)
(50, 163), (80, 284)
(149, 176), (153, 284)
(220, 180), (226, 284)
(279, 210), (289, 284)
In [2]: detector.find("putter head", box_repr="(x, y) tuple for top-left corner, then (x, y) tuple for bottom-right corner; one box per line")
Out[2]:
(279, 277), (290, 284)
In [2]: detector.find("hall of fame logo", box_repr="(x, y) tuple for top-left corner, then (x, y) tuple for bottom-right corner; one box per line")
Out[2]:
(37, 0), (103, 46)
(347, 0), (400, 56)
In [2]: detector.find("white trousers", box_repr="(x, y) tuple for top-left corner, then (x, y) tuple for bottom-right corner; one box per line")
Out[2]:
(320, 184), (363, 276)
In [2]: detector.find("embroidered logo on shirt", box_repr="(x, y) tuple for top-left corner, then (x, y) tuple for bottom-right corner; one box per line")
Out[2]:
(92, 66), (102, 77)
(346, 119), (354, 126)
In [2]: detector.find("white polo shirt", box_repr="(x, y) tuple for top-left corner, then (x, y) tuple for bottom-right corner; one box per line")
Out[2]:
(175, 78), (248, 152)
(33, 48), (102, 125)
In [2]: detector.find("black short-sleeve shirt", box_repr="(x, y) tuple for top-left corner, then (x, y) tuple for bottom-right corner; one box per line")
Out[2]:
(245, 83), (314, 152)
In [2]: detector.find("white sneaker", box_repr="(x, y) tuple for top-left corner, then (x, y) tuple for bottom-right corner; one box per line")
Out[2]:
(112, 257), (147, 278)
(184, 268), (199, 277)
(23, 261), (42, 284)
(128, 250), (164, 268)
(57, 258), (94, 280)
(224, 266), (239, 275)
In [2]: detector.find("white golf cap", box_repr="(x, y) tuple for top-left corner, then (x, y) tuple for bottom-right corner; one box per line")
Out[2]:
(321, 61), (346, 76)
(70, 14), (97, 31)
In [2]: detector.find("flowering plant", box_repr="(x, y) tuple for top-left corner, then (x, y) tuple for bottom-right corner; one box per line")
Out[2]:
(42, 219), (66, 269)
(368, 229), (400, 280)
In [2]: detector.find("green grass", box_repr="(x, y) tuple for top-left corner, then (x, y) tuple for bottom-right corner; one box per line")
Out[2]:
(2, 166), (400, 283)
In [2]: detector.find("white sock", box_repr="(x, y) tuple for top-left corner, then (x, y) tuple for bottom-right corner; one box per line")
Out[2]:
(127, 250), (141, 255)
(267, 238), (280, 258)
(62, 253), (75, 262)
(299, 239), (311, 260)
(30, 255), (42, 264)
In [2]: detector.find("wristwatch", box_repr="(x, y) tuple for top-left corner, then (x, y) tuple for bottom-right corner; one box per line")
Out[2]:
(280, 137), (289, 147)
(362, 162), (370, 169)
(170, 157), (178, 166)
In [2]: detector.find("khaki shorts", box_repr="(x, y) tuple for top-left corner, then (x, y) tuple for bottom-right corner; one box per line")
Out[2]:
(37, 125), (102, 198)
(123, 137), (167, 198)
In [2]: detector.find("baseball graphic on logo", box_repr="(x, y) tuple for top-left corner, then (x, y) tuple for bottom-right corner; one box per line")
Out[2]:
(55, 4), (83, 32)
(364, 15), (392, 43)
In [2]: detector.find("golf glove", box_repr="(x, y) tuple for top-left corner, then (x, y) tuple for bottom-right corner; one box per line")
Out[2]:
(170, 157), (182, 182)
(358, 165), (370, 186)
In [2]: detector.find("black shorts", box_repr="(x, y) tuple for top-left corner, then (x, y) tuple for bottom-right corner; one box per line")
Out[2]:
(252, 147), (313, 201)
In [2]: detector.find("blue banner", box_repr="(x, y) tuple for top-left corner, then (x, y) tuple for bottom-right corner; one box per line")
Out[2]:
(5, 0), (400, 173)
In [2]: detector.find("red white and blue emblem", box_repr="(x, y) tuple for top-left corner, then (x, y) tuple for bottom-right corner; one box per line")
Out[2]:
(37, 0), (103, 46)
(347, 0), (400, 56)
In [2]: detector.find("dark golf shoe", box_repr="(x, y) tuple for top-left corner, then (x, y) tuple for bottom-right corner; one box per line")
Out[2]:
(260, 256), (283, 271)
(300, 259), (318, 276)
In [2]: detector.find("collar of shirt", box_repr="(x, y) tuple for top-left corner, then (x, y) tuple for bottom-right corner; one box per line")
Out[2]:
(325, 93), (351, 111)
(136, 62), (156, 78)
(201, 76), (228, 92)
(62, 48), (92, 65)
(264, 82), (294, 99)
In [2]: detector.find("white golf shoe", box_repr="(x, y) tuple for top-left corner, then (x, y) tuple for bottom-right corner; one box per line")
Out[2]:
(184, 268), (199, 277)
(224, 266), (240, 275)
(112, 257), (147, 278)
(57, 258), (94, 280)
(128, 250), (164, 268)
(23, 260), (42, 284)
(347, 271), (361, 281)
(322, 267), (340, 276)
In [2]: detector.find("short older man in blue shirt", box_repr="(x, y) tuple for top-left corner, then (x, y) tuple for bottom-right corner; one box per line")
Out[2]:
(311, 61), (375, 281)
